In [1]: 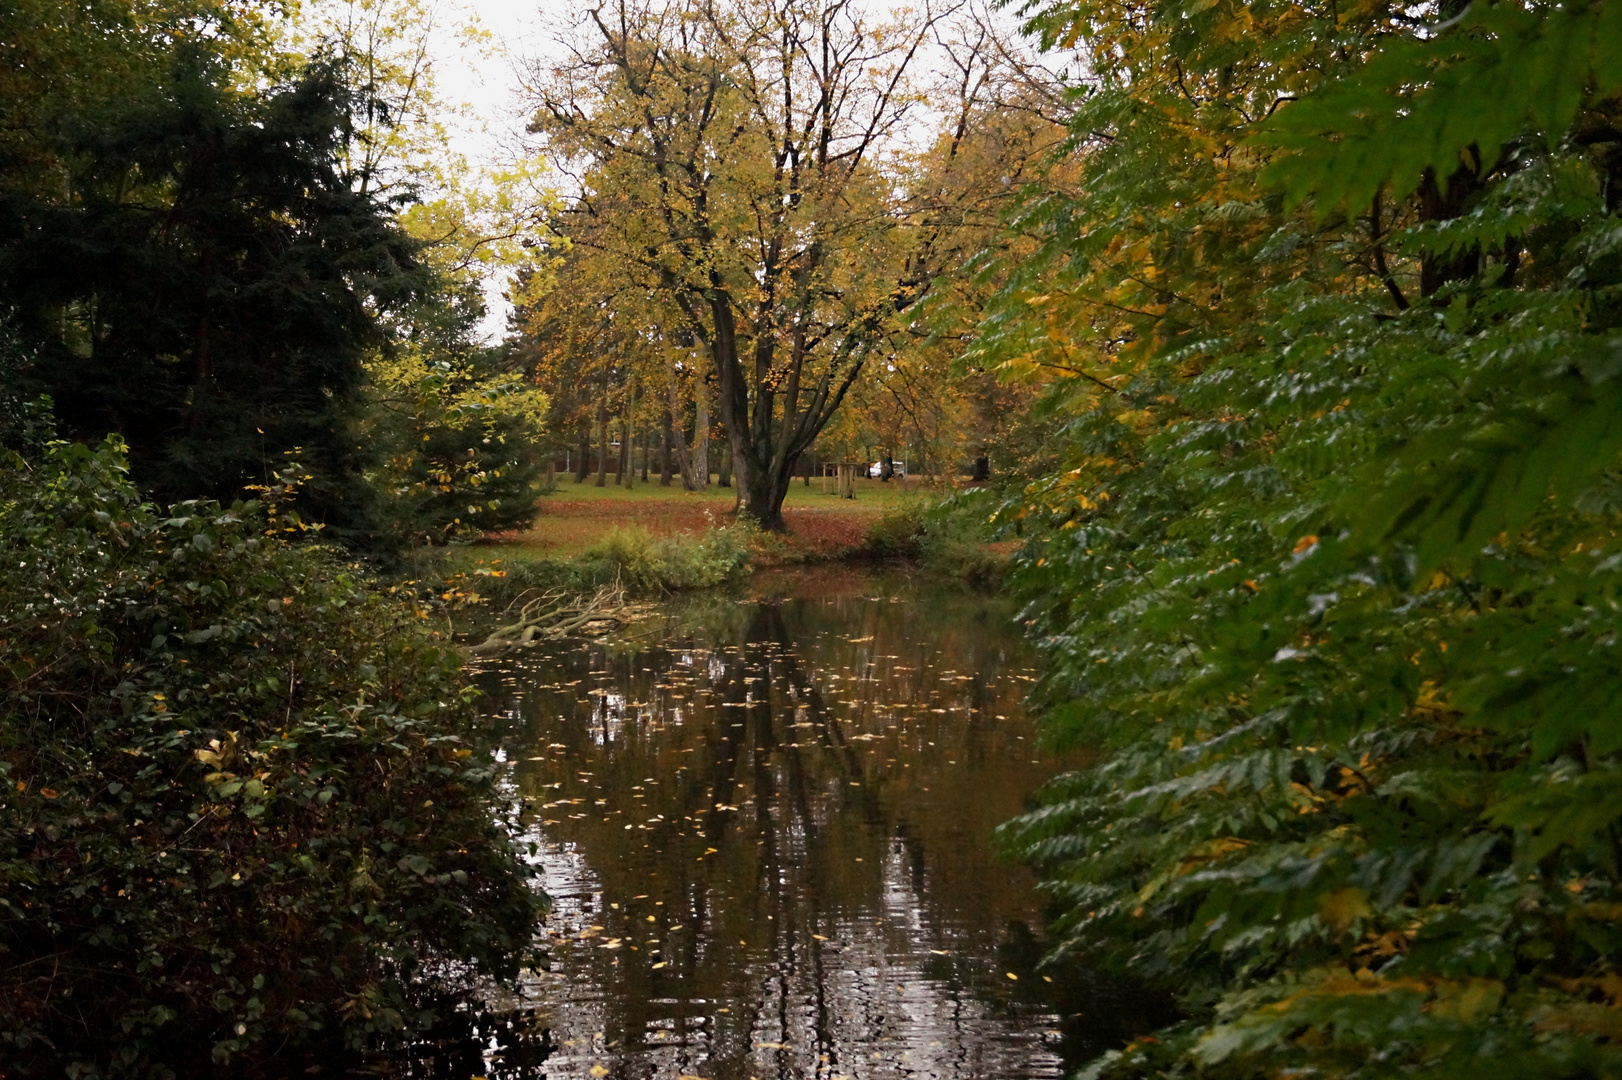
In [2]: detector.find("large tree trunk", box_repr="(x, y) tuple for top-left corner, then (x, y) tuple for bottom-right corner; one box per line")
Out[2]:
(734, 447), (799, 527)
(705, 298), (871, 530)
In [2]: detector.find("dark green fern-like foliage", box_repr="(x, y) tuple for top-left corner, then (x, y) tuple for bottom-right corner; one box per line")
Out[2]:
(989, 0), (1622, 1076)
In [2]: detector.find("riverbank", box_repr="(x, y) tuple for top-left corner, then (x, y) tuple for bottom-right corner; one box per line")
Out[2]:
(420, 478), (1009, 611)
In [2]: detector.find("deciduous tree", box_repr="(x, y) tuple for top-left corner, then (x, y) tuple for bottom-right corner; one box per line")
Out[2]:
(527, 0), (1015, 527)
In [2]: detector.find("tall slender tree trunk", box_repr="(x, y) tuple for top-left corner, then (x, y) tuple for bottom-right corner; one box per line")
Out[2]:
(660, 411), (673, 486)
(692, 373), (710, 488)
(664, 375), (698, 491)
(574, 422), (590, 483)
(618, 412), (631, 487)
(594, 399), (609, 487)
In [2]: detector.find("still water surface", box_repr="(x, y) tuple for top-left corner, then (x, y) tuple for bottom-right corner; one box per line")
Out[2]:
(473, 568), (1136, 1080)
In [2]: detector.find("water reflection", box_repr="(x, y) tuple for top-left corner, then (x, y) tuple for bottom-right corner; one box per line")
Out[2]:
(476, 568), (1130, 1080)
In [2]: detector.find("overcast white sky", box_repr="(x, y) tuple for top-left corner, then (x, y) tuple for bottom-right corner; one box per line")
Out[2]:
(430, 0), (552, 167)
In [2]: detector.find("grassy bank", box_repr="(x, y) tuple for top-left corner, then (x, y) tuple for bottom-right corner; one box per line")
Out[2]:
(410, 480), (1009, 615)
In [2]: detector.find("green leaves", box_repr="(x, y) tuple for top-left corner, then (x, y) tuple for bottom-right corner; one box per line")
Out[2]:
(986, 0), (1622, 1077)
(0, 439), (543, 1074)
(1262, 0), (1622, 215)
(1343, 334), (1622, 578)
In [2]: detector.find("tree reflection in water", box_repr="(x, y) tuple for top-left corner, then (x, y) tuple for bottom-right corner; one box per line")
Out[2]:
(475, 567), (1151, 1080)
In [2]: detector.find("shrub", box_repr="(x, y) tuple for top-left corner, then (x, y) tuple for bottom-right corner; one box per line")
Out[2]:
(0, 439), (543, 1077)
(573, 523), (752, 594)
(918, 492), (1008, 587)
(858, 503), (927, 558)
(860, 495), (1009, 586)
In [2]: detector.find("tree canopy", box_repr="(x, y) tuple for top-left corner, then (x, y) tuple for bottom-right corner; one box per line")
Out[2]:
(524, 0), (1037, 524)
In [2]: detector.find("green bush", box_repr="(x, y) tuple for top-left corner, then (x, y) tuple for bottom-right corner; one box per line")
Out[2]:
(0, 439), (542, 1077)
(918, 492), (1008, 587)
(859, 495), (1009, 586)
(574, 523), (752, 593)
(858, 503), (927, 558)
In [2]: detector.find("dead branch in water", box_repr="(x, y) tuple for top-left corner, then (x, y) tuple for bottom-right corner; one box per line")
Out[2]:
(465, 583), (649, 654)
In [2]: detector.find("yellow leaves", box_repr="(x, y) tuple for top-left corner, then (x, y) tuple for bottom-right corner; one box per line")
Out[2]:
(1287, 781), (1324, 814)
(1551, 972), (1622, 1019)
(1428, 978), (1505, 1023)
(1316, 887), (1371, 934)
(195, 733), (238, 770)
(1411, 680), (1450, 721)
(1355, 929), (1412, 961)
(1135, 837), (1251, 905)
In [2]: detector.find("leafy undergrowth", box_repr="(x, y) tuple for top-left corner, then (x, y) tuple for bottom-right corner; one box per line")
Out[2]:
(0, 439), (543, 1077)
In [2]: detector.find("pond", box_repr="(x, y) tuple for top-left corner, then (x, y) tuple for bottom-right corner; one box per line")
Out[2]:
(469, 567), (1152, 1080)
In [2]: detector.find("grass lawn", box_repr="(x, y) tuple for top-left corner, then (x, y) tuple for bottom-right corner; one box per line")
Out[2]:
(486, 473), (938, 561)
(541, 473), (929, 507)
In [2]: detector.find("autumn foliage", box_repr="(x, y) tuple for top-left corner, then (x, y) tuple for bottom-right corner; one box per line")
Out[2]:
(989, 0), (1622, 1076)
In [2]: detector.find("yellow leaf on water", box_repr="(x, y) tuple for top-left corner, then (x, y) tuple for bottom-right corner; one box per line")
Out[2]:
(589, 1066), (609, 1078)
